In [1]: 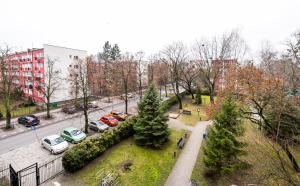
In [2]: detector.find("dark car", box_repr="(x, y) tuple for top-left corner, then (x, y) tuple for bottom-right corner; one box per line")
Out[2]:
(62, 106), (77, 114)
(0, 112), (3, 120)
(18, 115), (40, 127)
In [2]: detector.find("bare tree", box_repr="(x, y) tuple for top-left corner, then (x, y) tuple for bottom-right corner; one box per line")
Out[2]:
(162, 41), (188, 109)
(193, 30), (247, 103)
(285, 31), (300, 90)
(114, 53), (137, 114)
(69, 57), (90, 133)
(180, 60), (198, 99)
(0, 45), (13, 128)
(259, 40), (278, 75)
(135, 51), (146, 99)
(37, 57), (61, 118)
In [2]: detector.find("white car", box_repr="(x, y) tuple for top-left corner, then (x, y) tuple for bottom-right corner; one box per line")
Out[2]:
(127, 93), (134, 98)
(41, 135), (69, 154)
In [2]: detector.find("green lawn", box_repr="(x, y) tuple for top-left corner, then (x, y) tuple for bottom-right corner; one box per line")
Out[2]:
(191, 122), (300, 186)
(73, 129), (188, 186)
(169, 95), (210, 126)
(0, 103), (37, 118)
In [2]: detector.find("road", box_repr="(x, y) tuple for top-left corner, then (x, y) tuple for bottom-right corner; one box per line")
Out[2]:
(0, 98), (138, 155)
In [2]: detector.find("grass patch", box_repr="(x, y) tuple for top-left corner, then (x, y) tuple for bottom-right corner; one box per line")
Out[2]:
(0, 103), (37, 118)
(73, 129), (188, 186)
(169, 95), (210, 126)
(191, 122), (300, 186)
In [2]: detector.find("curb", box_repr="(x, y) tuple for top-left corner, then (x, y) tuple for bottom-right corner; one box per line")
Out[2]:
(0, 100), (134, 141)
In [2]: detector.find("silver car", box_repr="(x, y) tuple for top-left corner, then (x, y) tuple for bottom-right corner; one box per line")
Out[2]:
(88, 120), (109, 132)
(41, 135), (69, 154)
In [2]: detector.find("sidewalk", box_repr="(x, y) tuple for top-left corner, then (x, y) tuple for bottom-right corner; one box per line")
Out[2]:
(0, 97), (126, 140)
(165, 120), (212, 186)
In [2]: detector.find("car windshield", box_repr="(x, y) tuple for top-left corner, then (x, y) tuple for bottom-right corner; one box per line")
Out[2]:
(95, 121), (105, 126)
(107, 117), (116, 120)
(25, 117), (34, 121)
(70, 129), (82, 136)
(51, 137), (65, 146)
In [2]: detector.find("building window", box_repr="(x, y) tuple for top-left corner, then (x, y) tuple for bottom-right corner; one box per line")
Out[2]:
(69, 65), (72, 68)
(69, 55), (72, 58)
(74, 56), (78, 60)
(74, 65), (78, 69)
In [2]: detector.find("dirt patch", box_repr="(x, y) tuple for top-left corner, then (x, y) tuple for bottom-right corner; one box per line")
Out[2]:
(119, 160), (133, 172)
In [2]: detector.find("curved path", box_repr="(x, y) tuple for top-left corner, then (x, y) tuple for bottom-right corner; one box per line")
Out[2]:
(165, 120), (212, 186)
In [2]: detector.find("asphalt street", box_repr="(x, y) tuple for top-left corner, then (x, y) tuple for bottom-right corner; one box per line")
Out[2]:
(0, 98), (138, 155)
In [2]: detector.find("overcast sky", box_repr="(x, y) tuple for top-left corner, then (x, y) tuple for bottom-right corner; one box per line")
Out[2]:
(1, 0), (300, 58)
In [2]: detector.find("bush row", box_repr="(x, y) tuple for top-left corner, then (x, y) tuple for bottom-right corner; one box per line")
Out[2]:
(62, 116), (136, 172)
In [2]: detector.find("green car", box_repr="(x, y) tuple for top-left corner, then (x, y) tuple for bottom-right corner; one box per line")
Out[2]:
(60, 127), (87, 143)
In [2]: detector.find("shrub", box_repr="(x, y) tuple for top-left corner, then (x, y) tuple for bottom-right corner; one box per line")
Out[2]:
(62, 117), (136, 172)
(24, 97), (36, 107)
(162, 91), (186, 111)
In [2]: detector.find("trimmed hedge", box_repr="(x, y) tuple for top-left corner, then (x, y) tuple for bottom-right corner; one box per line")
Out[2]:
(62, 117), (136, 172)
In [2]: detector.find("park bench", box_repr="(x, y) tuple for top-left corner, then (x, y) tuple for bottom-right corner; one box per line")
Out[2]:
(177, 137), (185, 149)
(182, 109), (192, 115)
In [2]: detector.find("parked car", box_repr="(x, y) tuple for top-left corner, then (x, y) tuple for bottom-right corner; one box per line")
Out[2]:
(109, 110), (127, 121)
(88, 120), (109, 132)
(121, 93), (134, 99)
(18, 115), (40, 127)
(0, 112), (3, 119)
(79, 103), (99, 110)
(99, 115), (118, 127)
(127, 93), (134, 98)
(41, 135), (69, 154)
(62, 106), (77, 114)
(61, 127), (86, 143)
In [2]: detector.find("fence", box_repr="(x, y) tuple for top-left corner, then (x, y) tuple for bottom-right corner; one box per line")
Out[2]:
(0, 165), (10, 186)
(39, 155), (63, 185)
(0, 155), (63, 186)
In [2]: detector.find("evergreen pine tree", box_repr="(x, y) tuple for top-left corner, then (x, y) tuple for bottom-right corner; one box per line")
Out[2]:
(134, 84), (169, 148)
(111, 44), (121, 60)
(203, 97), (247, 175)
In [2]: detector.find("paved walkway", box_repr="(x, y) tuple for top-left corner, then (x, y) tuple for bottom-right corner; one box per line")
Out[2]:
(165, 120), (212, 186)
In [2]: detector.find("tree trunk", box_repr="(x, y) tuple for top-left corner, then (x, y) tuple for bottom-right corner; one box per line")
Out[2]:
(190, 89), (194, 99)
(84, 96), (89, 134)
(46, 97), (51, 118)
(209, 92), (214, 104)
(164, 84), (168, 97)
(159, 86), (162, 100)
(125, 84), (128, 114)
(125, 97), (128, 114)
(5, 111), (11, 129)
(280, 143), (300, 172)
(4, 95), (11, 129)
(139, 75), (142, 99)
(177, 95), (183, 109)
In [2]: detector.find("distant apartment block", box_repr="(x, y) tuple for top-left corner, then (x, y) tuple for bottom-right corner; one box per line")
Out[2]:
(4, 44), (87, 103)
(212, 59), (238, 91)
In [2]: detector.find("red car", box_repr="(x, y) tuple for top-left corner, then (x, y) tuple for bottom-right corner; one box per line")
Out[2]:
(99, 115), (118, 127)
